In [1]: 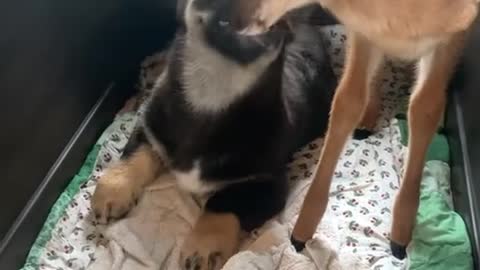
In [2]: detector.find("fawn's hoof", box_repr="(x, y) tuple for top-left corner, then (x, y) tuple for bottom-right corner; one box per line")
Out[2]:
(390, 240), (407, 260)
(353, 129), (373, 140)
(290, 235), (306, 252)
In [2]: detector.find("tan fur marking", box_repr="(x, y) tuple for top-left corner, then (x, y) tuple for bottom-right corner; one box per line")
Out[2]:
(180, 212), (241, 270)
(91, 144), (164, 224)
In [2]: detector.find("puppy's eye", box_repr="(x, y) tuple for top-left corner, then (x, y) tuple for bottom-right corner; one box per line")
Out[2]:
(196, 16), (204, 24)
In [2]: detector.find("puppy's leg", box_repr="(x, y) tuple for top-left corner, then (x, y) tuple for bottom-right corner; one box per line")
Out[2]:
(390, 34), (465, 259)
(181, 177), (287, 270)
(92, 130), (164, 223)
(354, 85), (382, 140)
(291, 32), (384, 247)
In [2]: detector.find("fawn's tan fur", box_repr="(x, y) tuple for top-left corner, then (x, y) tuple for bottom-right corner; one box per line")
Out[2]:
(241, 0), (478, 248)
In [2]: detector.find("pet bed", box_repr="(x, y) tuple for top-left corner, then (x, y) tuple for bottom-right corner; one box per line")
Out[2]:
(20, 25), (472, 270)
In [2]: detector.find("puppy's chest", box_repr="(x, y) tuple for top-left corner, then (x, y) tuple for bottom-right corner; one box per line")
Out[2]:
(144, 95), (213, 164)
(182, 40), (263, 111)
(144, 91), (284, 192)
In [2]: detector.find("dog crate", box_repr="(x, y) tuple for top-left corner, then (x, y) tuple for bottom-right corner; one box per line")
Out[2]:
(0, 0), (479, 269)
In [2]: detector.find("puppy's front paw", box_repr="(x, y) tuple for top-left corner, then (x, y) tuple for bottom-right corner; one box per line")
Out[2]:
(91, 168), (142, 224)
(181, 250), (223, 270)
(180, 213), (241, 270)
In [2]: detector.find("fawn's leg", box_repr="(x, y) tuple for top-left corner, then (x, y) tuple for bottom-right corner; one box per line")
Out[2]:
(390, 33), (465, 259)
(291, 32), (384, 248)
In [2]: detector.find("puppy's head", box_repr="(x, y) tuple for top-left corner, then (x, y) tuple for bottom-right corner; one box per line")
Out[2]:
(177, 0), (292, 65)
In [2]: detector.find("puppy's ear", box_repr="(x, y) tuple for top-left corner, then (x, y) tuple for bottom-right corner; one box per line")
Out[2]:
(176, 0), (188, 24)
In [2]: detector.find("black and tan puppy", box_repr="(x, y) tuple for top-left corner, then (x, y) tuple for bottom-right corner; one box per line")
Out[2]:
(91, 0), (337, 269)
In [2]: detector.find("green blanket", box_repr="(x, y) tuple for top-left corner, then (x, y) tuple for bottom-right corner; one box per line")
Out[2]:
(397, 117), (473, 270)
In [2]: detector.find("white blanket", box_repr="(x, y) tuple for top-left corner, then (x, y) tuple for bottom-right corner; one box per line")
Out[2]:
(88, 174), (366, 270)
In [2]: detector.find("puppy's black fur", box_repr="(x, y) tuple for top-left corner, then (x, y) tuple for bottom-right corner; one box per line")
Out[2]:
(124, 0), (337, 232)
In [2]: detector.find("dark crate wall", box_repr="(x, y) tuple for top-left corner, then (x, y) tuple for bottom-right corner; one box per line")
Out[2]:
(0, 0), (177, 268)
(447, 15), (480, 269)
